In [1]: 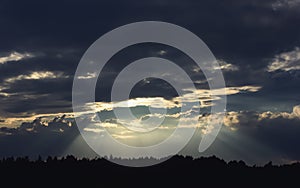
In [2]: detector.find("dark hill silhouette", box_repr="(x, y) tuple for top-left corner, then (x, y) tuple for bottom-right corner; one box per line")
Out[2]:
(0, 155), (299, 187)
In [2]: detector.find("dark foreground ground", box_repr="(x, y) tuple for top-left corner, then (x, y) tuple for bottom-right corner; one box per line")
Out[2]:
(0, 155), (299, 187)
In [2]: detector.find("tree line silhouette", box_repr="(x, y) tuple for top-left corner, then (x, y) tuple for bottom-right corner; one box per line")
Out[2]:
(0, 155), (299, 187)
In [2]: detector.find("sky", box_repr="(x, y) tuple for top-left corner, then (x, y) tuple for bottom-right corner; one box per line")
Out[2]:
(0, 0), (300, 165)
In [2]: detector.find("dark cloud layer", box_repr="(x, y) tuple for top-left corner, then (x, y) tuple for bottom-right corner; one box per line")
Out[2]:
(0, 0), (299, 115)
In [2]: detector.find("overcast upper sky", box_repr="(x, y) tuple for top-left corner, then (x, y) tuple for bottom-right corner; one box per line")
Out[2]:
(0, 0), (300, 165)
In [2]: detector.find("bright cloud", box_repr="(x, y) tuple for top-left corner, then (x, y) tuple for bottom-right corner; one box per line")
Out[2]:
(0, 52), (34, 64)
(5, 71), (69, 83)
(113, 97), (180, 109)
(81, 97), (181, 115)
(77, 72), (97, 80)
(83, 127), (105, 133)
(214, 60), (239, 71)
(158, 50), (167, 55)
(193, 60), (238, 73)
(0, 86), (10, 97)
(267, 47), (300, 72)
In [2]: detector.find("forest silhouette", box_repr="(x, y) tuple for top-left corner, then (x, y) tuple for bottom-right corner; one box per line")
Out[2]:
(0, 155), (299, 186)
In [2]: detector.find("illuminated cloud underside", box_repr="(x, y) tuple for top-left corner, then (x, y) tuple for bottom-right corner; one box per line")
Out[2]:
(267, 47), (300, 72)
(1, 85), (261, 132)
(0, 71), (69, 97)
(0, 52), (34, 64)
(5, 71), (69, 83)
(193, 60), (239, 73)
(81, 85), (261, 114)
(72, 85), (262, 142)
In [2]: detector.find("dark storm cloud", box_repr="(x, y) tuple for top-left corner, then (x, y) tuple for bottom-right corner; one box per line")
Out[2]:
(1, 0), (299, 60)
(0, 0), (299, 115)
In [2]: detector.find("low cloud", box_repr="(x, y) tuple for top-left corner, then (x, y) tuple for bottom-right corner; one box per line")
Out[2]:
(216, 104), (300, 129)
(258, 105), (300, 120)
